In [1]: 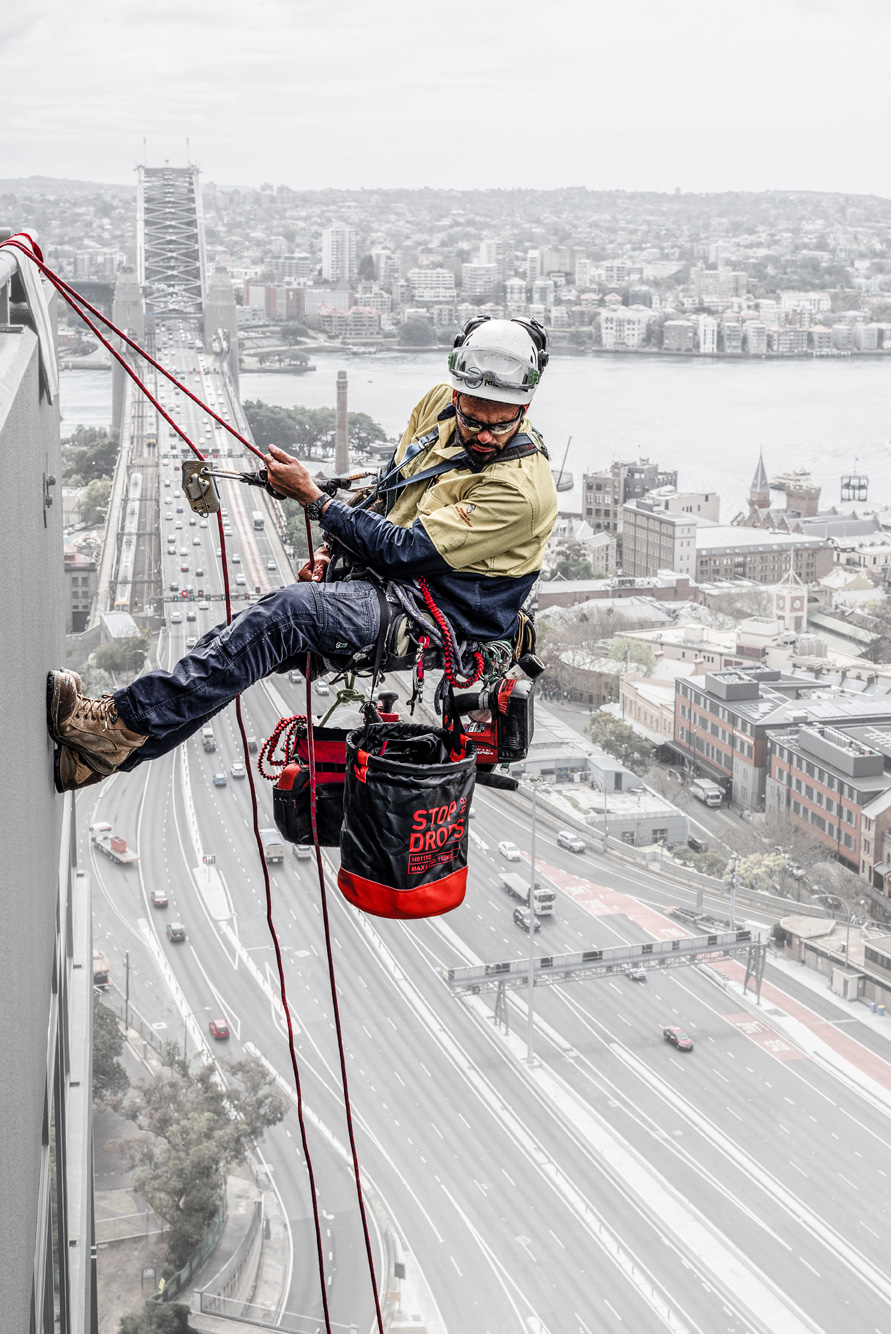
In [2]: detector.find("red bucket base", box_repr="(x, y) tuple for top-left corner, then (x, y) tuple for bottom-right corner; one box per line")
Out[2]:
(337, 864), (467, 920)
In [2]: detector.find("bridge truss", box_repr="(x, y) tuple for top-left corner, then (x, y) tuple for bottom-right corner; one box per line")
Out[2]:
(137, 166), (206, 319)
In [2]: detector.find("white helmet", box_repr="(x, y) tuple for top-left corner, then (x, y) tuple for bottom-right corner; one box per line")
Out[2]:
(448, 316), (549, 406)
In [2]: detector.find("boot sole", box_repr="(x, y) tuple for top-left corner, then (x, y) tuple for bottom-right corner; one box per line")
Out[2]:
(46, 669), (83, 742)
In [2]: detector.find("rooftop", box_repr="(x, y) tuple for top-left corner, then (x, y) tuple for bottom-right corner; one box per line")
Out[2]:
(697, 525), (829, 552)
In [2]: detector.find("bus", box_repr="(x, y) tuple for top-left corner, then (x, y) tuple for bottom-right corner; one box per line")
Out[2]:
(252, 509), (264, 531)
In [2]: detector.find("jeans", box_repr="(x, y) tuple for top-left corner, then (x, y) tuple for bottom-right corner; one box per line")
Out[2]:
(114, 581), (381, 770)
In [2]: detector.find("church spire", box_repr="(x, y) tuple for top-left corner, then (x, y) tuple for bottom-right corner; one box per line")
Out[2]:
(749, 451), (770, 509)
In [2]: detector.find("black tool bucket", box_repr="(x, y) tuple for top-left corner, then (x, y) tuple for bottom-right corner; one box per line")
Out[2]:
(338, 723), (477, 919)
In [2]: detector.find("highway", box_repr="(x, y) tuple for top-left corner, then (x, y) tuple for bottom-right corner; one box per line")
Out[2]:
(87, 323), (891, 1333)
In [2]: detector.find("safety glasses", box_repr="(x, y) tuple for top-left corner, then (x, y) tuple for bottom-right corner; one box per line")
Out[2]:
(455, 403), (524, 436)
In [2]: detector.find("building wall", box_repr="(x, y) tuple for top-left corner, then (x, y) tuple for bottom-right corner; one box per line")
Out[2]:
(0, 302), (94, 1330)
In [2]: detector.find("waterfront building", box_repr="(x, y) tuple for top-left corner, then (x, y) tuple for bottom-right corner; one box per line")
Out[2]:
(643, 486), (720, 523)
(809, 325), (832, 353)
(721, 319), (743, 354)
(697, 315), (718, 354)
(372, 248), (400, 288)
(832, 323), (855, 352)
(600, 306), (650, 350)
(663, 320), (695, 353)
(766, 327), (808, 355)
(744, 320), (768, 354)
(690, 266), (747, 306)
(854, 323), (881, 351)
(532, 278), (555, 309)
(272, 253), (312, 282)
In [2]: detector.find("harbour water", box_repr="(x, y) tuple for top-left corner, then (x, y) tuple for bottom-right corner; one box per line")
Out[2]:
(60, 352), (891, 518)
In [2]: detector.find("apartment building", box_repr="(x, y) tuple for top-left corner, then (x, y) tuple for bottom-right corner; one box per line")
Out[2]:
(663, 320), (695, 353)
(674, 668), (891, 809)
(407, 268), (456, 301)
(695, 526), (833, 584)
(581, 459), (679, 533)
(766, 722), (891, 875)
(623, 499), (697, 578)
(600, 306), (651, 349)
(321, 224), (357, 284)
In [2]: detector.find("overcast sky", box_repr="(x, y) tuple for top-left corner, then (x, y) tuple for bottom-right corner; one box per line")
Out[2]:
(4, 0), (891, 195)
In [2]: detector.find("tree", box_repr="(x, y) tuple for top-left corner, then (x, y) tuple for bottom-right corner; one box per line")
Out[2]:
(62, 426), (119, 485)
(609, 636), (655, 675)
(399, 318), (435, 347)
(587, 713), (654, 774)
(348, 411), (388, 453)
(279, 322), (312, 344)
(357, 253), (376, 281)
(78, 476), (112, 524)
(93, 995), (129, 1102)
(733, 852), (788, 894)
(118, 1302), (193, 1333)
(80, 664), (115, 697)
(551, 556), (595, 580)
(121, 1056), (285, 1272)
(91, 630), (152, 675)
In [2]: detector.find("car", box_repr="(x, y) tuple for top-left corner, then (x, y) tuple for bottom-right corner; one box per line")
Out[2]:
(179, 546), (189, 556)
(687, 836), (708, 854)
(198, 600), (210, 611)
(166, 922), (186, 942)
(235, 573), (246, 586)
(231, 761), (246, 778)
(170, 611), (182, 624)
(164, 512), (174, 522)
(185, 636), (197, 648)
(200, 519), (208, 528)
(245, 735), (258, 754)
(186, 609), (197, 621)
(663, 1026), (694, 1051)
(208, 1019), (230, 1040)
(175, 520), (183, 529)
(189, 517), (197, 526)
(195, 567), (205, 578)
(498, 840), (522, 861)
(288, 669), (301, 684)
(192, 536), (201, 546)
(151, 889), (168, 908)
(557, 830), (586, 853)
(180, 563), (190, 572)
(266, 559), (277, 571)
(223, 527), (233, 538)
(231, 552), (241, 564)
(626, 967), (647, 982)
(315, 681), (331, 696)
(176, 506), (184, 513)
(215, 546), (222, 557)
(513, 907), (541, 933)
(170, 580), (180, 592)
(163, 478), (171, 487)
(221, 508), (229, 518)
(213, 772), (227, 786)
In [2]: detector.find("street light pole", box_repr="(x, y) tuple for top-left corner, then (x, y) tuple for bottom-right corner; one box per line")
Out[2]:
(124, 950), (130, 1033)
(526, 786), (537, 1064)
(728, 853), (739, 928)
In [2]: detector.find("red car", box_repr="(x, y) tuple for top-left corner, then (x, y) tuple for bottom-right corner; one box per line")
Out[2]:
(663, 1025), (694, 1051)
(150, 889), (168, 908)
(208, 1019), (230, 1041)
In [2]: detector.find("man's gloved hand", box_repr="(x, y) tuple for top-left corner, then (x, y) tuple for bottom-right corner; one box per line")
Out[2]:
(297, 546), (331, 583)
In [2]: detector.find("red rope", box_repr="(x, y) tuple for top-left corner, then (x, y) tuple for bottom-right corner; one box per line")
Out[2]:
(257, 714), (306, 779)
(303, 516), (385, 1334)
(2, 236), (343, 1330)
(417, 577), (484, 688)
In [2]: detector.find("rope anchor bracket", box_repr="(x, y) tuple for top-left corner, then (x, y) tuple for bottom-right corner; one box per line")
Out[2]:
(180, 461), (221, 517)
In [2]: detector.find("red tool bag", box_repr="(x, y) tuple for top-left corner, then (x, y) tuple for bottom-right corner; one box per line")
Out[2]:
(338, 722), (477, 919)
(272, 726), (349, 847)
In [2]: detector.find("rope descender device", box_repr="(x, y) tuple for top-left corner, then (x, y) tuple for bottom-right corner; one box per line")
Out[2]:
(180, 461), (376, 517)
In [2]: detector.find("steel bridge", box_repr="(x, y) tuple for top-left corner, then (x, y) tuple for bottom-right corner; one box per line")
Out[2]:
(137, 165), (206, 318)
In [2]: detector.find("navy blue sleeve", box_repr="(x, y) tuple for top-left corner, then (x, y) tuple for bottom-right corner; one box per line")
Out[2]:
(319, 499), (451, 578)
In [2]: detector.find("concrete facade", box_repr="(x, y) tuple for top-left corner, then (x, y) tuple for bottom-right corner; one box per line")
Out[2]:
(0, 288), (96, 1331)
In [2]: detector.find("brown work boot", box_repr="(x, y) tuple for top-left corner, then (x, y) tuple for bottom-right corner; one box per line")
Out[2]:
(47, 670), (147, 776)
(53, 744), (106, 793)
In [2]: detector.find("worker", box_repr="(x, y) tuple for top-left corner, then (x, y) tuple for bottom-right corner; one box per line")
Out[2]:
(47, 317), (558, 791)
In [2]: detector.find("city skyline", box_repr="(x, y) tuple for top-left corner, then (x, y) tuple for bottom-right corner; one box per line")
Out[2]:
(4, 0), (891, 194)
